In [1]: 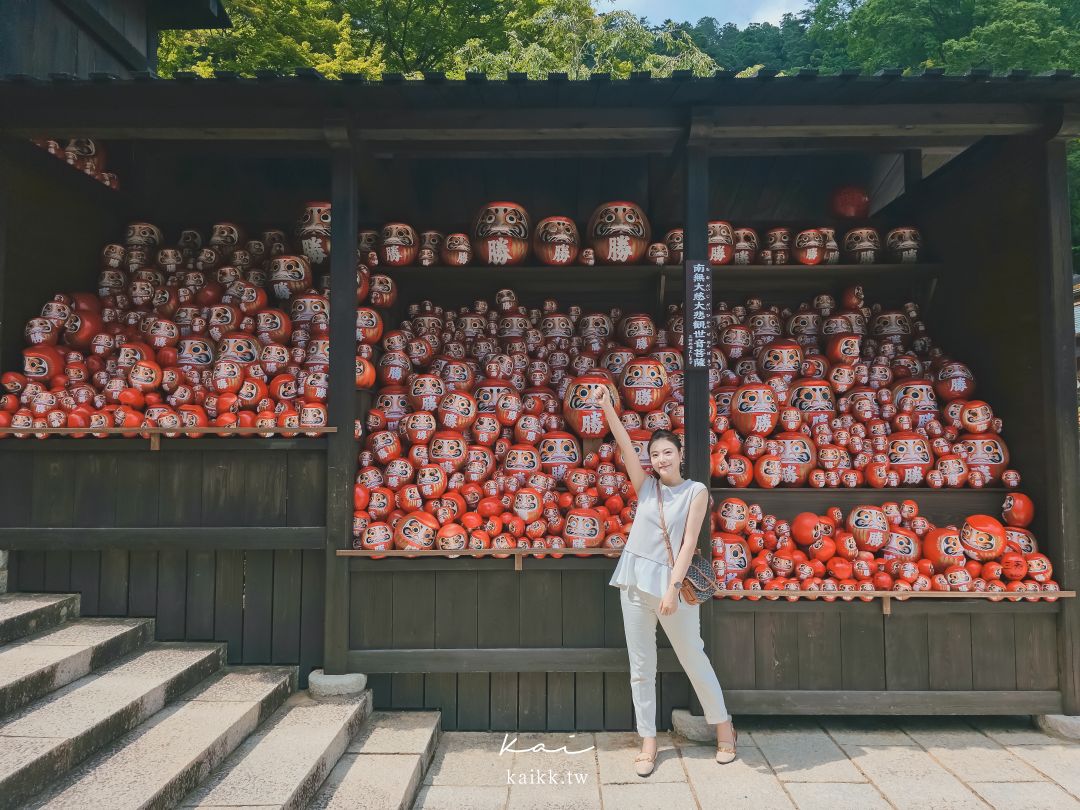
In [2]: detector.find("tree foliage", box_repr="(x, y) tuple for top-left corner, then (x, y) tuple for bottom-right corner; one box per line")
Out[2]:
(157, 0), (384, 78)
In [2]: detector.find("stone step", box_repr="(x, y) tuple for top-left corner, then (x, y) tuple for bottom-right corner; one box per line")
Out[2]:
(0, 594), (80, 646)
(25, 666), (297, 810)
(0, 618), (155, 717)
(179, 689), (372, 810)
(0, 641), (225, 810)
(310, 710), (442, 810)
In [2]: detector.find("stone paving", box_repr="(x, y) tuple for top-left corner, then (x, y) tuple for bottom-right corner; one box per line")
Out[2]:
(413, 716), (1080, 809)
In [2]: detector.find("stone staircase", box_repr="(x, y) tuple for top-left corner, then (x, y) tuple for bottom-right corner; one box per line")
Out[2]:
(0, 593), (440, 809)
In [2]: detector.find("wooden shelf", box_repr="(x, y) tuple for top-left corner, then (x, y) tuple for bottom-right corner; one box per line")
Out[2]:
(9, 139), (123, 204)
(707, 487), (1005, 524)
(0, 526), (326, 550)
(382, 262), (940, 314)
(664, 262), (939, 301)
(384, 264), (670, 313)
(0, 436), (329, 452)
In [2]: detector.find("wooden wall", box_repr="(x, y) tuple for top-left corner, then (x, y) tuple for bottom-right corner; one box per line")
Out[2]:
(11, 547), (325, 683)
(2, 445), (328, 683)
(0, 0), (148, 77)
(351, 564), (1061, 730)
(899, 138), (1054, 549)
(0, 140), (124, 372)
(0, 446), (327, 532)
(0, 139), (335, 683)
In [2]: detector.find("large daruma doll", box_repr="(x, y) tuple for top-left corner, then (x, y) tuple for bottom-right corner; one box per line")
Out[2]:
(619, 357), (671, 413)
(563, 374), (620, 439)
(473, 202), (530, 266)
(587, 201), (651, 265)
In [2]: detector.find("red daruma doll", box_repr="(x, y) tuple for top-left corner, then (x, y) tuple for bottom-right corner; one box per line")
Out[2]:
(563, 374), (621, 440)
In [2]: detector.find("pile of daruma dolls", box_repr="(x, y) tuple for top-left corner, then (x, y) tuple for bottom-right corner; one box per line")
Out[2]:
(31, 137), (120, 190)
(357, 191), (920, 269)
(711, 493), (1058, 600)
(706, 283), (1017, 490)
(352, 270), (1021, 560)
(2, 201), (387, 437)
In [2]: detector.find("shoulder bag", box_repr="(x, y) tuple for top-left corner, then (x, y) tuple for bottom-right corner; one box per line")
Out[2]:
(656, 481), (720, 606)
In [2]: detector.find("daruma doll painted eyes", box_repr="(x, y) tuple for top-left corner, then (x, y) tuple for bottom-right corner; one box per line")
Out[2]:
(473, 202), (530, 266)
(587, 202), (650, 265)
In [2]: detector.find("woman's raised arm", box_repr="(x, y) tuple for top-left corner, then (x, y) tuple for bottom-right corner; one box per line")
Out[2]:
(594, 387), (648, 493)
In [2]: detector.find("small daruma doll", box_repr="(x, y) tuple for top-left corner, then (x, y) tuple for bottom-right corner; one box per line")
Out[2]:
(532, 216), (580, 266)
(587, 201), (651, 265)
(538, 431), (582, 481)
(473, 202), (530, 266)
(379, 223), (419, 267)
(563, 375), (620, 439)
(619, 358), (671, 413)
(563, 508), (606, 548)
(394, 510), (439, 552)
(886, 431), (934, 486)
(960, 514), (1006, 561)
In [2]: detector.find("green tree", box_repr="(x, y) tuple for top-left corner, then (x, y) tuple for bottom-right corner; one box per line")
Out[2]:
(343, 0), (543, 74)
(157, 0), (384, 77)
(448, 3), (717, 78)
(156, 0), (376, 77)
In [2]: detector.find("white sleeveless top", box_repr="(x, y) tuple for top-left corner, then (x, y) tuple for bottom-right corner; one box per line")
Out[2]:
(609, 476), (708, 599)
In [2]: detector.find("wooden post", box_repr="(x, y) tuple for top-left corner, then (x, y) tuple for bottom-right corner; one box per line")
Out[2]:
(903, 149), (922, 197)
(683, 142), (711, 719)
(323, 128), (358, 675)
(1044, 132), (1080, 714)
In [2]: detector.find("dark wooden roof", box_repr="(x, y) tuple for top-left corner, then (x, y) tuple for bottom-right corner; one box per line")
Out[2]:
(3, 71), (1077, 153)
(3, 68), (1079, 106)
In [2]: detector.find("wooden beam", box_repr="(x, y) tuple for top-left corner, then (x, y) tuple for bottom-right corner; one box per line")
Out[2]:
(691, 104), (1048, 143)
(682, 142), (710, 719)
(0, 437), (327, 452)
(353, 108), (684, 143)
(365, 141), (680, 158)
(348, 647), (670, 673)
(0, 527), (325, 550)
(348, 556), (619, 572)
(1044, 135), (1080, 715)
(903, 148), (923, 195)
(323, 133), (358, 675)
(53, 0), (147, 71)
(725, 690), (1062, 716)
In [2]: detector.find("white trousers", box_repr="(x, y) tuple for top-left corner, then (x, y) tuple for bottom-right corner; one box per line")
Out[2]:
(620, 583), (730, 738)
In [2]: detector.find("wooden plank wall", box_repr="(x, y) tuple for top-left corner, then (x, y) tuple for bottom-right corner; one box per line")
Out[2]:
(0, 0), (148, 77)
(4, 447), (327, 683)
(0, 448), (327, 531)
(350, 568), (1060, 730)
(12, 545), (325, 683)
(886, 137), (1051, 544)
(351, 567), (656, 731)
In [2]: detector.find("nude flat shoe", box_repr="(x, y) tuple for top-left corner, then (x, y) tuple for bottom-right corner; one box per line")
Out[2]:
(716, 728), (738, 764)
(634, 749), (657, 776)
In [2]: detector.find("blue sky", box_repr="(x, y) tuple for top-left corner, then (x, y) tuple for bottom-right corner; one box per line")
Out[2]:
(609, 0), (808, 26)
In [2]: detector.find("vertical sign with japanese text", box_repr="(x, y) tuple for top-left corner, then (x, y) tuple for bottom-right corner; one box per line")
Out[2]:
(684, 261), (713, 370)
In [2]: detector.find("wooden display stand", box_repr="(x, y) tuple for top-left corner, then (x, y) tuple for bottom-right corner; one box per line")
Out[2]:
(0, 73), (1077, 729)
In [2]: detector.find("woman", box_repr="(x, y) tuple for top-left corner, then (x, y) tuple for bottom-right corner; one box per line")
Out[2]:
(594, 387), (736, 776)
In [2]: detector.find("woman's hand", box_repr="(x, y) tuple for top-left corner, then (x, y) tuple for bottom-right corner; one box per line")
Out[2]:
(660, 585), (679, 615)
(590, 386), (614, 415)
